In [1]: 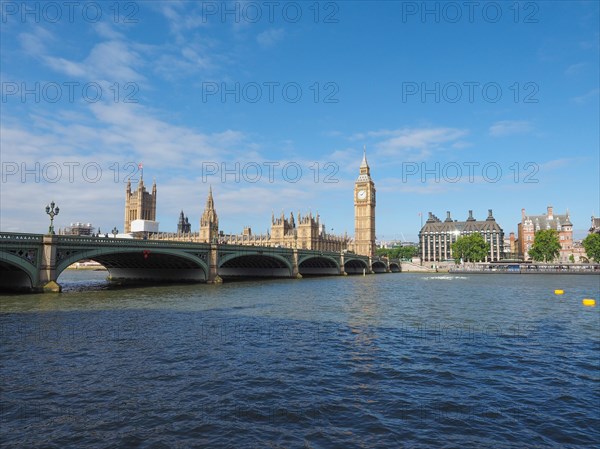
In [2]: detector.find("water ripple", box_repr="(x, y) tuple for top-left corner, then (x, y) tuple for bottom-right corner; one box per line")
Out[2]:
(1, 273), (599, 448)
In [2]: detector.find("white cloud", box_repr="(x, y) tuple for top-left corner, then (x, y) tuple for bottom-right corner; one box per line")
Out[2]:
(17, 27), (55, 55)
(180, 46), (213, 70)
(157, 1), (207, 45)
(377, 177), (458, 195)
(539, 158), (580, 171)
(18, 24), (149, 85)
(43, 40), (146, 83)
(579, 33), (600, 51)
(565, 62), (587, 76)
(0, 98), (359, 234)
(94, 22), (126, 41)
(572, 88), (600, 104)
(451, 141), (471, 149)
(489, 120), (533, 137)
(325, 148), (362, 175)
(256, 28), (285, 48)
(18, 16), (216, 86)
(362, 127), (469, 160)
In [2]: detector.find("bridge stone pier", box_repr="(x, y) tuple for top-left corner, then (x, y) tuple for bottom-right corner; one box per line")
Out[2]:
(0, 233), (400, 293)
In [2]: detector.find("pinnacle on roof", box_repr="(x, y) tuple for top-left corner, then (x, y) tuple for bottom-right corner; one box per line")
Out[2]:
(564, 209), (573, 226)
(360, 145), (369, 169)
(358, 145), (371, 180)
(205, 186), (215, 209)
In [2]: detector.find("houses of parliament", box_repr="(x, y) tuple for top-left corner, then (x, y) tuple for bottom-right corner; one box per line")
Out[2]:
(123, 152), (377, 257)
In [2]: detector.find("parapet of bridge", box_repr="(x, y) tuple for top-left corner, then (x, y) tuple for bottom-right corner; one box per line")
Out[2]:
(0, 232), (400, 293)
(151, 230), (272, 245)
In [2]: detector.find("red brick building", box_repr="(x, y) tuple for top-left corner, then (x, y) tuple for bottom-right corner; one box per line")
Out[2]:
(518, 206), (573, 262)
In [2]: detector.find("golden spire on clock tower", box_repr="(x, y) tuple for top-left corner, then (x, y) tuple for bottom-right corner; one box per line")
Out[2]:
(359, 145), (370, 175)
(354, 146), (376, 257)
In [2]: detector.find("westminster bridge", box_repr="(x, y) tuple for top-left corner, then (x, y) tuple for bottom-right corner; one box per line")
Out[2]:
(0, 233), (400, 292)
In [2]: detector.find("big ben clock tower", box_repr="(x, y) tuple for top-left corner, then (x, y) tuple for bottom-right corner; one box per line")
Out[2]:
(354, 147), (376, 257)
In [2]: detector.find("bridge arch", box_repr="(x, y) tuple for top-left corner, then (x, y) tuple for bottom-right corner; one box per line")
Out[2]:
(298, 254), (340, 276)
(389, 262), (401, 272)
(55, 247), (209, 283)
(218, 252), (293, 278)
(344, 257), (370, 274)
(0, 253), (38, 291)
(372, 260), (387, 273)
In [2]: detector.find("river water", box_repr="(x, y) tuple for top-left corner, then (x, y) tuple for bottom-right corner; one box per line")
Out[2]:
(1, 271), (599, 448)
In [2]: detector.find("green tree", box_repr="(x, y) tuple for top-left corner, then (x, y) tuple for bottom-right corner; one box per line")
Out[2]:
(569, 254), (575, 263)
(376, 247), (389, 257)
(452, 233), (489, 262)
(582, 233), (600, 262)
(528, 229), (561, 262)
(398, 246), (418, 259)
(376, 247), (398, 258)
(376, 246), (418, 259)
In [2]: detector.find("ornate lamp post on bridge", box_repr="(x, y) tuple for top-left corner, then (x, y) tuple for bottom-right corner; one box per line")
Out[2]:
(45, 201), (59, 235)
(112, 227), (119, 238)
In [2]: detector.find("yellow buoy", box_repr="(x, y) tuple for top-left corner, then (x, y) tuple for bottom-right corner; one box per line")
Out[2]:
(554, 289), (564, 295)
(582, 299), (596, 307)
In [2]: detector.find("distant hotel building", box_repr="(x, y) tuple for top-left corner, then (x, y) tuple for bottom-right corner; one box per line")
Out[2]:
(518, 206), (573, 262)
(419, 210), (504, 262)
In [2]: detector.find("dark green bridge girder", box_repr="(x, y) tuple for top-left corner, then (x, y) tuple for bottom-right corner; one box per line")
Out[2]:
(55, 247), (211, 276)
(0, 233), (44, 290)
(298, 251), (340, 268)
(0, 233), (399, 291)
(218, 246), (294, 270)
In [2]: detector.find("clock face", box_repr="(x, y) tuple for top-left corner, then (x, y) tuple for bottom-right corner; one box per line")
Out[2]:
(357, 190), (367, 200)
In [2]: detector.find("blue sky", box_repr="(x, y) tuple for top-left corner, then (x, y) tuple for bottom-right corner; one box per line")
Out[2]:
(1, 1), (598, 241)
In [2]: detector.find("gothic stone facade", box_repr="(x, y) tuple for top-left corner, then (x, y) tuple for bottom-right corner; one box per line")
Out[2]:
(186, 189), (348, 251)
(177, 211), (191, 234)
(268, 211), (350, 251)
(199, 187), (219, 243)
(353, 150), (376, 257)
(140, 152), (376, 254)
(124, 178), (157, 233)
